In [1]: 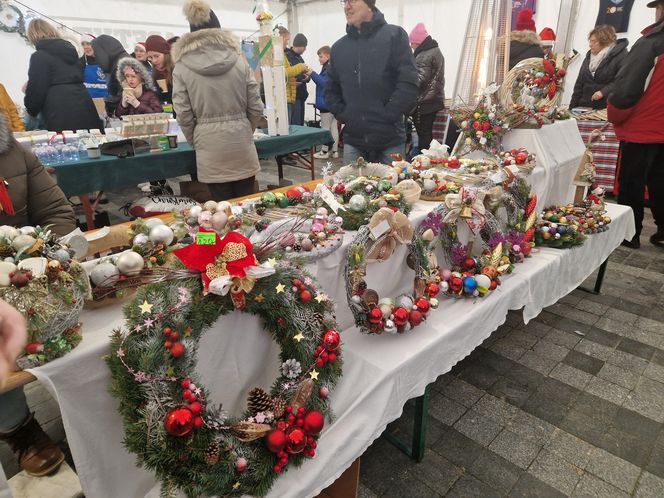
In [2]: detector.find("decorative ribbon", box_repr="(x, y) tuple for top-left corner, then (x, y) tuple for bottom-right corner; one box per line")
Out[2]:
(365, 208), (414, 262)
(208, 263), (275, 298)
(484, 186), (505, 211)
(421, 139), (449, 159)
(444, 187), (487, 233)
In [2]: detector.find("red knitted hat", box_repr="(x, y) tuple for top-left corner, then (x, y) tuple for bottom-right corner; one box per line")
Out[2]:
(145, 35), (170, 54)
(515, 9), (536, 32)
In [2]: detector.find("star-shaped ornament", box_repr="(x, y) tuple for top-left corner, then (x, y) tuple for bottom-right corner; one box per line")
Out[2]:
(254, 293), (265, 303)
(293, 332), (305, 342)
(233, 482), (241, 490)
(314, 293), (327, 303)
(309, 369), (319, 380)
(266, 258), (278, 268)
(184, 326), (192, 337)
(165, 366), (175, 377)
(138, 300), (153, 314)
(275, 283), (285, 294)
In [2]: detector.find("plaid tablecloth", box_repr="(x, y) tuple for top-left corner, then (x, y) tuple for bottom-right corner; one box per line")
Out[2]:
(576, 119), (620, 192)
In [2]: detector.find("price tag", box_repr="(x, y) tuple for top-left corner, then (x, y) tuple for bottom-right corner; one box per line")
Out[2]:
(370, 219), (391, 240)
(318, 185), (346, 214)
(196, 232), (216, 245)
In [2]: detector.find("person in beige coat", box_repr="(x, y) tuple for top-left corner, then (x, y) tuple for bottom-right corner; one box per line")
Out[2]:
(172, 0), (264, 201)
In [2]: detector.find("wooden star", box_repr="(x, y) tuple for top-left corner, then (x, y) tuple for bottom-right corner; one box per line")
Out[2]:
(184, 326), (192, 337)
(275, 283), (285, 294)
(309, 369), (319, 380)
(232, 481), (241, 490)
(138, 300), (153, 314)
(254, 293), (265, 303)
(165, 366), (175, 377)
(266, 258), (278, 268)
(293, 332), (305, 342)
(314, 293), (326, 304)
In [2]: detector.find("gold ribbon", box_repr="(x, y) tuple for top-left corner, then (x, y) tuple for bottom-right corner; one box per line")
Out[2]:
(365, 208), (414, 262)
(444, 188), (486, 225)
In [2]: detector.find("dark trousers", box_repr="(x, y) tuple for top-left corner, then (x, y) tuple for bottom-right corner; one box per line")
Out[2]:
(207, 176), (256, 202)
(291, 99), (305, 126)
(412, 110), (438, 151)
(617, 142), (664, 237)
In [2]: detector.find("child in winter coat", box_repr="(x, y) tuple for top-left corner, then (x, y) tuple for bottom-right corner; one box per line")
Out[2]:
(115, 57), (163, 117)
(310, 46), (338, 158)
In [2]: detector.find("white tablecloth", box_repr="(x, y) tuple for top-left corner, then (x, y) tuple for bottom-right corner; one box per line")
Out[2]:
(22, 199), (633, 498)
(502, 119), (585, 211)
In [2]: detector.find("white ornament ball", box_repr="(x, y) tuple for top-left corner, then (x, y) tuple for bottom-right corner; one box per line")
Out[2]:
(440, 281), (449, 292)
(348, 194), (368, 212)
(11, 234), (36, 252)
(188, 205), (202, 219)
(4, 257), (14, 263)
(395, 295), (414, 310)
(144, 218), (164, 230)
(423, 179), (436, 192)
(149, 225), (174, 246)
(301, 238), (314, 251)
(211, 212), (228, 231)
(133, 234), (149, 246)
(90, 262), (120, 287)
(19, 226), (36, 236)
(216, 201), (232, 214)
(384, 320), (397, 334)
(116, 251), (145, 276)
(430, 298), (439, 309)
(475, 274), (491, 294)
(203, 200), (218, 212)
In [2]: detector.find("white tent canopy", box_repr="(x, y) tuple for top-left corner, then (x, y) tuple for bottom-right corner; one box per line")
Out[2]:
(0, 0), (658, 116)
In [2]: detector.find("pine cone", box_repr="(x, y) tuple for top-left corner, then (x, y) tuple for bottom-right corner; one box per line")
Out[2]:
(272, 398), (286, 419)
(247, 387), (272, 415)
(0, 244), (14, 258)
(203, 442), (220, 465)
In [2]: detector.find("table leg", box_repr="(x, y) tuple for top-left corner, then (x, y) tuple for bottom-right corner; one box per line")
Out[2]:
(382, 384), (430, 462)
(277, 156), (284, 181)
(80, 193), (96, 230)
(309, 146), (315, 180)
(577, 258), (608, 295)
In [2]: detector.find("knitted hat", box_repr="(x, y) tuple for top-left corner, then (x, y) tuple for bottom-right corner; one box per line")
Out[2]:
(409, 23), (428, 45)
(539, 27), (556, 46)
(647, 1), (664, 7)
(145, 35), (170, 54)
(361, 0), (377, 11)
(515, 9), (536, 32)
(183, 0), (221, 32)
(134, 41), (146, 52)
(81, 33), (95, 44)
(292, 33), (308, 48)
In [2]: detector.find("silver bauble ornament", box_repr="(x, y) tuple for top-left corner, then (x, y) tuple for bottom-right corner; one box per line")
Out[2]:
(116, 251), (145, 276)
(384, 320), (397, 334)
(149, 225), (174, 246)
(53, 248), (71, 263)
(90, 262), (120, 287)
(395, 295), (414, 310)
(348, 194), (367, 212)
(188, 205), (202, 219)
(203, 200), (218, 212)
(133, 233), (149, 246)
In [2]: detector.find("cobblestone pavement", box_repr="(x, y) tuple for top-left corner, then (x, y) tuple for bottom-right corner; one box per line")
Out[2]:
(359, 211), (664, 497)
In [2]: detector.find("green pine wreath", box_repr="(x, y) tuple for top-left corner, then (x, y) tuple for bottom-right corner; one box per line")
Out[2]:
(107, 250), (342, 497)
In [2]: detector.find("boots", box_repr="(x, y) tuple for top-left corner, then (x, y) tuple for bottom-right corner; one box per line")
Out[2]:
(621, 234), (640, 249)
(0, 413), (64, 477)
(651, 229), (664, 247)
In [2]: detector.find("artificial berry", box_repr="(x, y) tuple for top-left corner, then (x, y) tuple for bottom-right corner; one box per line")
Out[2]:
(170, 332), (178, 340)
(189, 401), (202, 414)
(273, 465), (282, 473)
(181, 379), (190, 389)
(163, 327), (172, 335)
(164, 340), (173, 349)
(170, 343), (185, 358)
(328, 353), (337, 362)
(316, 358), (324, 367)
(193, 416), (203, 428)
(298, 407), (305, 415)
(285, 405), (293, 413)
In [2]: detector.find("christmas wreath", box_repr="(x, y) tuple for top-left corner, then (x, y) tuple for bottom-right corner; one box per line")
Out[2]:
(107, 230), (342, 497)
(345, 208), (441, 334)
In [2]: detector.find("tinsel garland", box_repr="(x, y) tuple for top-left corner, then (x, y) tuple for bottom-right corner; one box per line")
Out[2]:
(107, 258), (342, 497)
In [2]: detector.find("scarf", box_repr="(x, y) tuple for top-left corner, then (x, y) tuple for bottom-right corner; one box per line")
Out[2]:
(122, 82), (143, 99)
(589, 43), (614, 76)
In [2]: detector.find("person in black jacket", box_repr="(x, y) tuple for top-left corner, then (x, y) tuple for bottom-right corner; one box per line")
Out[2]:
(509, 9), (544, 70)
(91, 35), (130, 116)
(325, 0), (418, 164)
(24, 20), (102, 132)
(287, 33), (310, 126)
(570, 25), (628, 110)
(408, 22), (445, 151)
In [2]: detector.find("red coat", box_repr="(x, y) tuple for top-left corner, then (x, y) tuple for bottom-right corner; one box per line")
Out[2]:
(607, 19), (664, 143)
(115, 88), (163, 117)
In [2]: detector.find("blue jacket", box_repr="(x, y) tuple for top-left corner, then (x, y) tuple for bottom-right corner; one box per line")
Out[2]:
(325, 10), (418, 150)
(310, 62), (329, 112)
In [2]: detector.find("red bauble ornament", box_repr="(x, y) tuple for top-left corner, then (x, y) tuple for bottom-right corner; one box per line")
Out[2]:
(164, 406), (195, 437)
(368, 307), (383, 325)
(322, 329), (340, 351)
(393, 307), (409, 326)
(481, 266), (497, 279)
(266, 429), (287, 453)
(516, 152), (528, 164)
(409, 310), (423, 326)
(489, 280), (498, 291)
(334, 184), (345, 194)
(25, 342), (43, 355)
(463, 258), (476, 270)
(450, 277), (463, 293)
(520, 243), (532, 257)
(170, 342), (185, 358)
(426, 282), (440, 298)
(303, 410), (325, 435)
(414, 297), (430, 315)
(299, 290), (312, 302)
(235, 457), (248, 472)
(286, 187), (302, 199)
(286, 426), (307, 454)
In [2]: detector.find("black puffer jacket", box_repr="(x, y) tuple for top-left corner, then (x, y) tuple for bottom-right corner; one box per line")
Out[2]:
(412, 36), (445, 114)
(570, 39), (629, 110)
(325, 10), (418, 150)
(509, 30), (544, 70)
(91, 35), (130, 114)
(24, 38), (102, 132)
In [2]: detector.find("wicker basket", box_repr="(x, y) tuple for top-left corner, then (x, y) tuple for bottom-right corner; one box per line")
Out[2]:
(498, 58), (563, 111)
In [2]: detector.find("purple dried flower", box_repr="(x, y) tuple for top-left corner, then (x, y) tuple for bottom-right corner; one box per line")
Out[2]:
(506, 230), (524, 246)
(451, 242), (467, 267)
(487, 232), (506, 247)
(421, 212), (444, 235)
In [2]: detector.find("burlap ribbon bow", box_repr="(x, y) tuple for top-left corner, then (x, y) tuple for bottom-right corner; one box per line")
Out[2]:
(208, 263), (275, 297)
(365, 208), (414, 262)
(444, 187), (487, 233)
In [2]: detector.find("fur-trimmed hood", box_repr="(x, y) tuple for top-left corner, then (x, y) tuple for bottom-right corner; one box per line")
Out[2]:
(172, 28), (240, 76)
(116, 57), (156, 90)
(510, 30), (542, 46)
(0, 113), (12, 155)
